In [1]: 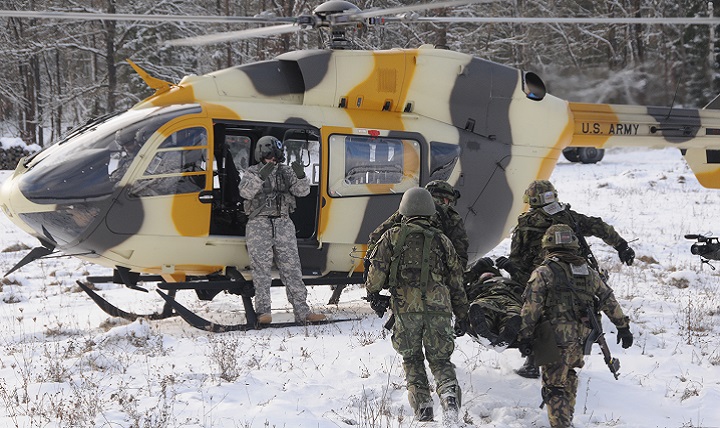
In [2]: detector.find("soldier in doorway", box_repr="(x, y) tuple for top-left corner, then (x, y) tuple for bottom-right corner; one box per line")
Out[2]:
(238, 136), (325, 325)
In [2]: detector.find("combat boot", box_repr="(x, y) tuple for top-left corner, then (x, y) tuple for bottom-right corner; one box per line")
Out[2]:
(440, 385), (460, 422)
(495, 314), (521, 347)
(257, 313), (272, 325)
(469, 303), (499, 344)
(416, 406), (434, 422)
(443, 397), (459, 422)
(515, 355), (540, 379)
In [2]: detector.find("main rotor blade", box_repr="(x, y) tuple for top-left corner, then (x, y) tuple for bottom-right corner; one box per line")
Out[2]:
(353, 0), (495, 20)
(166, 23), (302, 46)
(395, 16), (720, 25)
(5, 8), (717, 27)
(0, 10), (294, 24)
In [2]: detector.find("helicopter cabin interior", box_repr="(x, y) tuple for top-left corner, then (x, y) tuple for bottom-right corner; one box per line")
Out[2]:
(207, 121), (429, 241)
(208, 122), (322, 240)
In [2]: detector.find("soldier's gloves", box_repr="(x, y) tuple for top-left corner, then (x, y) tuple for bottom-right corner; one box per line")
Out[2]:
(518, 339), (534, 357)
(615, 241), (635, 266)
(616, 326), (633, 349)
(363, 258), (371, 282)
(291, 161), (306, 179)
(454, 317), (470, 338)
(367, 292), (388, 318)
(495, 256), (518, 275)
(258, 162), (276, 180)
(471, 257), (494, 274)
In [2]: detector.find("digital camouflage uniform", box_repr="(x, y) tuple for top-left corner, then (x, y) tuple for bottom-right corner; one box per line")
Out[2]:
(509, 203), (627, 285)
(368, 202), (469, 268)
(366, 216), (469, 417)
(518, 251), (630, 428)
(238, 161), (311, 321)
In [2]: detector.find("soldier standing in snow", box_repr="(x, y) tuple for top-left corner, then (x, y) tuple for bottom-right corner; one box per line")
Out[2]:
(516, 224), (633, 428)
(238, 136), (325, 325)
(498, 179), (635, 378)
(365, 187), (469, 422)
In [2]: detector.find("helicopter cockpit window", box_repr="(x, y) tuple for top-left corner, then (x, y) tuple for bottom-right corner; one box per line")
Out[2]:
(129, 127), (208, 197)
(429, 142), (461, 182)
(18, 104), (200, 204)
(328, 135), (420, 197)
(158, 126), (207, 149)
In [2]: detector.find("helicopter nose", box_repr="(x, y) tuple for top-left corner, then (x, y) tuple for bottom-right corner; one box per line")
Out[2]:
(0, 170), (54, 243)
(0, 170), (103, 247)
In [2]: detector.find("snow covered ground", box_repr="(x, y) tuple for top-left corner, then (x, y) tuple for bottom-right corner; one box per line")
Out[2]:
(0, 147), (718, 428)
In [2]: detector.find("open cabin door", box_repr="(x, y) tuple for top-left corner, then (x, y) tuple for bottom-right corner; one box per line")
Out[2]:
(208, 122), (322, 266)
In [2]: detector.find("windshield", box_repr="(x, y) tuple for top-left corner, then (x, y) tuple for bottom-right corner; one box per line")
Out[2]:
(19, 104), (201, 203)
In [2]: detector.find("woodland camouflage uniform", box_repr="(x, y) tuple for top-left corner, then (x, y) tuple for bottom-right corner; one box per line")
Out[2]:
(239, 144), (315, 322)
(507, 179), (633, 286)
(505, 180), (634, 378)
(464, 266), (524, 347)
(367, 181), (469, 267)
(366, 188), (469, 420)
(509, 206), (627, 285)
(517, 226), (631, 428)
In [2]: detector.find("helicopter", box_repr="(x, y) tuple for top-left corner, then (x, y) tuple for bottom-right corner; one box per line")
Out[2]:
(2, 0), (720, 331)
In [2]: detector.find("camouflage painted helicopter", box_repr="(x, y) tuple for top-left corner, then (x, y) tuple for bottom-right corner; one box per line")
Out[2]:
(1, 0), (720, 331)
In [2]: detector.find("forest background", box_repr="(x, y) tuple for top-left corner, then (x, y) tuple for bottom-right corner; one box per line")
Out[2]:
(0, 0), (719, 147)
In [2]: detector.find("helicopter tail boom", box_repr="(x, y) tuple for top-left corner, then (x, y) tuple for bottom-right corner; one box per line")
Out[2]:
(567, 102), (720, 188)
(680, 148), (720, 188)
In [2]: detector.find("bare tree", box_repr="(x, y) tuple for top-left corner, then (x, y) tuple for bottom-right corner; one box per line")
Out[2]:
(0, 0), (718, 146)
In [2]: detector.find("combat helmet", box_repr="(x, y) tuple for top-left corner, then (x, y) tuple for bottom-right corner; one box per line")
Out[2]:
(399, 187), (436, 217)
(254, 136), (285, 163)
(425, 180), (460, 203)
(523, 180), (558, 207)
(542, 224), (580, 251)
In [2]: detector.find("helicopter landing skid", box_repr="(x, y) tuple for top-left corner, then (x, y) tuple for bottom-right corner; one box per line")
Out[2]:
(76, 280), (178, 321)
(156, 290), (359, 332)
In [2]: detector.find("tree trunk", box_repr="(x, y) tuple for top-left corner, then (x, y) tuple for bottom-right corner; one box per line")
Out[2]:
(54, 49), (63, 142)
(32, 54), (43, 147)
(104, 0), (117, 113)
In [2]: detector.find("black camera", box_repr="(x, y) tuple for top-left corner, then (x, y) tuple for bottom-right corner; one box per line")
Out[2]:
(685, 234), (720, 261)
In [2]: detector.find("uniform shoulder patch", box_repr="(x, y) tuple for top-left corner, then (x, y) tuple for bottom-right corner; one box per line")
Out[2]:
(542, 201), (564, 215)
(570, 263), (589, 276)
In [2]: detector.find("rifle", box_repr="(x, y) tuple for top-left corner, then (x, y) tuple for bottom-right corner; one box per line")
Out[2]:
(685, 234), (720, 269)
(584, 305), (621, 380)
(384, 314), (395, 331)
(572, 225), (601, 273)
(568, 219), (620, 379)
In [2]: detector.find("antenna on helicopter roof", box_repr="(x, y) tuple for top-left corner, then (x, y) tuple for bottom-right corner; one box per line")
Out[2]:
(649, 78), (686, 135)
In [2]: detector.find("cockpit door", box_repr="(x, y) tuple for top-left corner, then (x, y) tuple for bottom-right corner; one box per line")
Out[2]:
(105, 117), (213, 237)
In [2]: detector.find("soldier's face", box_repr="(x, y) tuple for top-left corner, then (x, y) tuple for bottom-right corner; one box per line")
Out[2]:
(432, 195), (449, 206)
